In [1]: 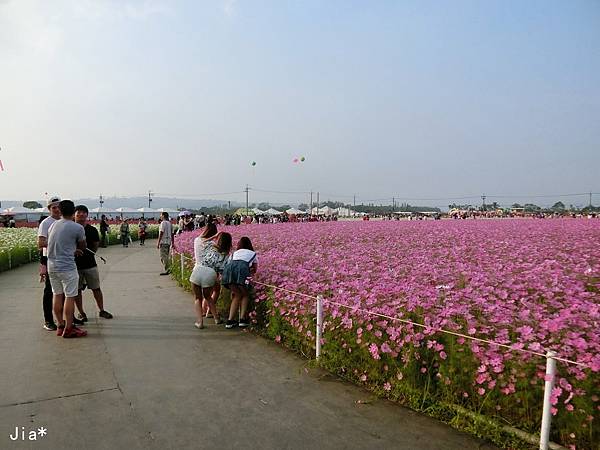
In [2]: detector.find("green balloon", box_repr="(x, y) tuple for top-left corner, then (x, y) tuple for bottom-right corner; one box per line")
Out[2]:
(251, 161), (256, 166)
(300, 156), (306, 162)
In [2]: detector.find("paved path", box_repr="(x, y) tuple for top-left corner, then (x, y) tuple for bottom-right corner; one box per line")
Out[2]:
(0, 241), (495, 450)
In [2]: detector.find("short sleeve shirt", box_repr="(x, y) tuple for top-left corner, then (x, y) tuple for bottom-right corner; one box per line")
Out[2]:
(75, 224), (100, 270)
(38, 216), (57, 257)
(194, 237), (227, 273)
(232, 249), (258, 267)
(159, 220), (173, 245)
(47, 219), (86, 273)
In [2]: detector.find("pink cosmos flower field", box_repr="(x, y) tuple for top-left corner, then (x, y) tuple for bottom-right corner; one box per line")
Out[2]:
(174, 218), (599, 446)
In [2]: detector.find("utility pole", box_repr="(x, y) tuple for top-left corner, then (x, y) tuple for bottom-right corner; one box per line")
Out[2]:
(481, 193), (486, 211)
(228, 200), (231, 210)
(316, 192), (319, 213)
(590, 191), (593, 208)
(148, 190), (153, 208)
(353, 194), (356, 218)
(99, 194), (104, 208)
(245, 184), (249, 215)
(392, 197), (395, 211)
(310, 191), (313, 215)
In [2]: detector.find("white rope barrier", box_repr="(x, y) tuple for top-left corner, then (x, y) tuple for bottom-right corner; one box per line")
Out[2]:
(254, 277), (588, 368)
(175, 251), (590, 369)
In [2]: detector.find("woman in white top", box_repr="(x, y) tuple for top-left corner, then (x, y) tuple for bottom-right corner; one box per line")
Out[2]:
(221, 236), (258, 329)
(189, 223), (220, 329)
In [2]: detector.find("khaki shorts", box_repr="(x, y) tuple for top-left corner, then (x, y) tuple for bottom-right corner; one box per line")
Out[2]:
(49, 270), (80, 298)
(78, 267), (101, 291)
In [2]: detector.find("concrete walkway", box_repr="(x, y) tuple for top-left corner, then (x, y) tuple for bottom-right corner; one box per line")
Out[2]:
(0, 241), (495, 450)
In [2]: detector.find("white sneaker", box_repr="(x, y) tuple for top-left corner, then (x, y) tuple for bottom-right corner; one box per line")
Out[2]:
(194, 322), (204, 329)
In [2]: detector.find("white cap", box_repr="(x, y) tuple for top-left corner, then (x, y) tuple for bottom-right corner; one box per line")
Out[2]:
(47, 195), (61, 207)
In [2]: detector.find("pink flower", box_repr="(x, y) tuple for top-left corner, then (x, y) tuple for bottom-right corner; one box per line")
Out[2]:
(383, 382), (392, 391)
(368, 343), (381, 360)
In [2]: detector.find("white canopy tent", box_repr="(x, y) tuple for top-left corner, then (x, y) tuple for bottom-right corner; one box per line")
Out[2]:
(115, 207), (139, 219)
(89, 207), (116, 219)
(155, 207), (179, 213)
(320, 206), (337, 216)
(137, 207), (160, 219)
(1, 207), (42, 222)
(335, 207), (359, 217)
(252, 208), (266, 215)
(310, 206), (337, 216)
(285, 208), (306, 215)
(265, 208), (282, 215)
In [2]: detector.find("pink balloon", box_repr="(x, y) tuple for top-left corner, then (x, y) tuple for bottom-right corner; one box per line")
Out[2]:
(293, 157), (299, 163)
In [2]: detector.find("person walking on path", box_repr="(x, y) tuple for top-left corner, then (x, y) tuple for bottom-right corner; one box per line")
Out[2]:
(138, 218), (147, 246)
(99, 215), (109, 247)
(37, 195), (61, 331)
(157, 212), (174, 275)
(222, 237), (258, 329)
(47, 200), (87, 338)
(119, 218), (130, 248)
(74, 205), (113, 321)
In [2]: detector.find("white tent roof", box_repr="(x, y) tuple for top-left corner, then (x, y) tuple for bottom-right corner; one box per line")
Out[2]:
(137, 207), (158, 213)
(5, 206), (41, 214)
(252, 208), (266, 214)
(310, 206), (337, 215)
(115, 207), (139, 213)
(286, 208), (305, 215)
(335, 207), (358, 217)
(265, 208), (282, 215)
(155, 207), (179, 213)
(90, 207), (115, 213)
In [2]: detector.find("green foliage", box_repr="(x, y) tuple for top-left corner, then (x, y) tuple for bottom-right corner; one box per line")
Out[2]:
(23, 201), (43, 209)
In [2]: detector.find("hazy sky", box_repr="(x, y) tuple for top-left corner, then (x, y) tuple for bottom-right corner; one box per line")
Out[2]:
(1, 0), (599, 208)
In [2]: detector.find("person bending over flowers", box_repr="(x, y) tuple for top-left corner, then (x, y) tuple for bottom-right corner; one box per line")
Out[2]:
(222, 237), (258, 329)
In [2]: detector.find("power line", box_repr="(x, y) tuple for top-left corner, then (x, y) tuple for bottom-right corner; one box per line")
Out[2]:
(83, 189), (597, 207)
(486, 192), (598, 199)
(250, 187), (311, 195)
(153, 191), (245, 198)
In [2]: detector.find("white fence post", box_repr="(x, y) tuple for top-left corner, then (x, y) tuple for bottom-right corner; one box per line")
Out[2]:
(540, 350), (557, 450)
(316, 295), (323, 360)
(180, 252), (184, 277)
(28, 247), (32, 262)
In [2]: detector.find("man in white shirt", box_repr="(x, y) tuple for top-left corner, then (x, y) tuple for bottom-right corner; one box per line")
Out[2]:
(157, 211), (174, 275)
(37, 196), (61, 331)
